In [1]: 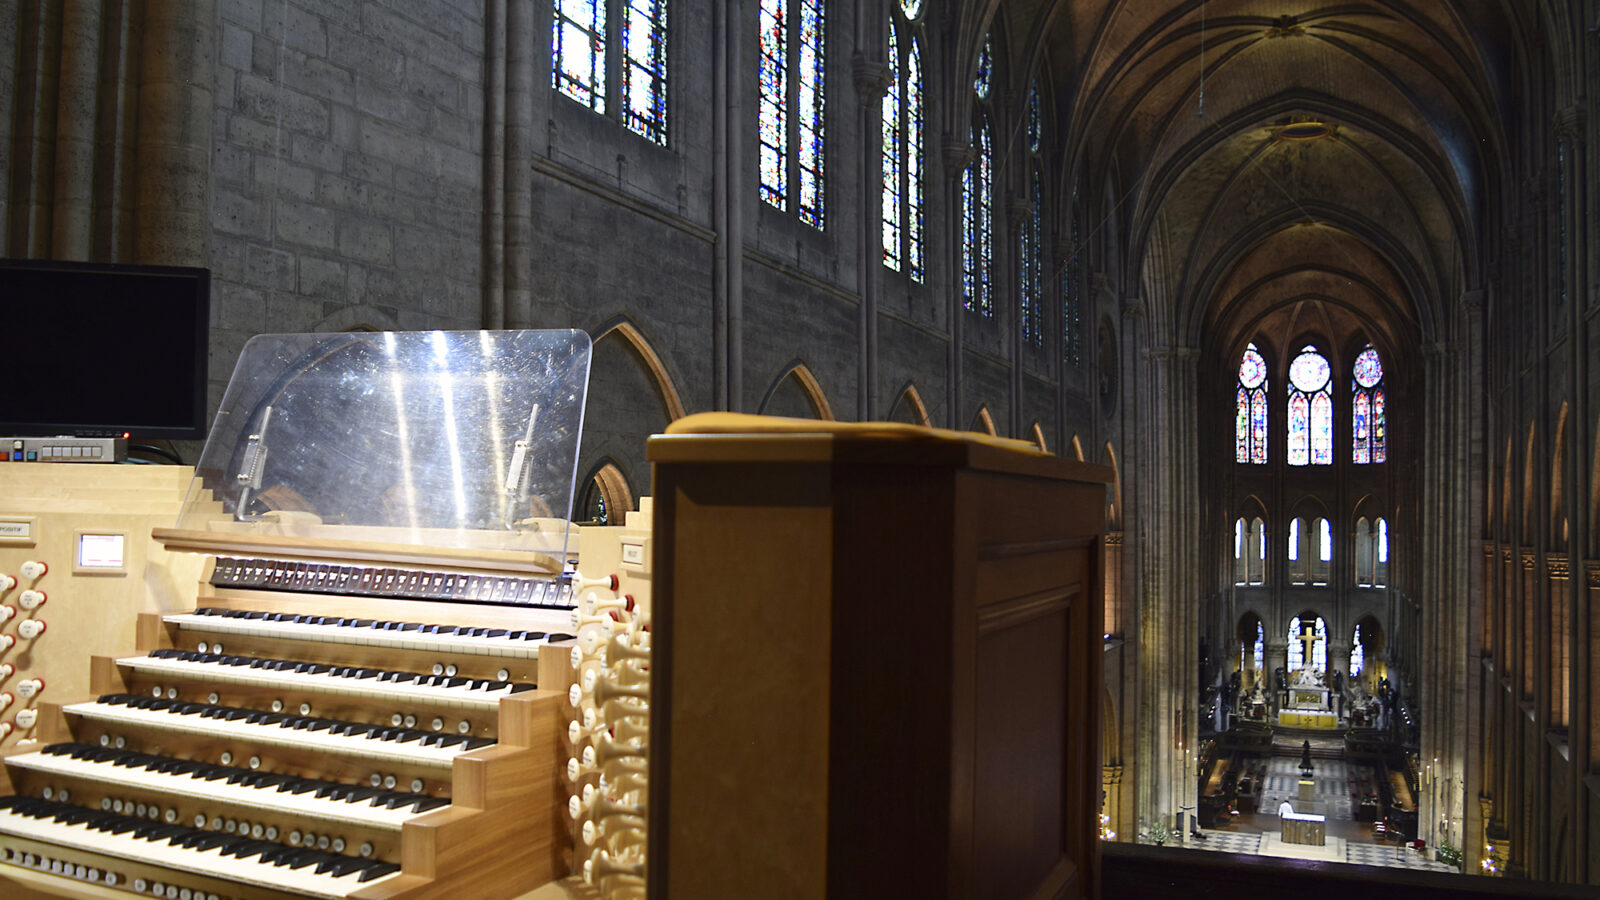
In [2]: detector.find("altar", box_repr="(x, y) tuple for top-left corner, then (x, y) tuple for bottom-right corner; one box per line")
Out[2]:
(1278, 667), (1337, 728)
(1281, 811), (1327, 846)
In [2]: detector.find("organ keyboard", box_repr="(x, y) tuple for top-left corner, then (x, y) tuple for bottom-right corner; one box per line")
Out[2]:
(2, 550), (581, 899)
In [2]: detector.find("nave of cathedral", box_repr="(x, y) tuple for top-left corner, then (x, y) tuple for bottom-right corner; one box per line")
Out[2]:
(1, 0), (1598, 894)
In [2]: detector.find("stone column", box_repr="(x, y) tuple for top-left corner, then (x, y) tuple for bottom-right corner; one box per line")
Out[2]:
(134, 0), (214, 266)
(942, 138), (974, 427)
(1133, 342), (1201, 839)
(854, 56), (891, 421)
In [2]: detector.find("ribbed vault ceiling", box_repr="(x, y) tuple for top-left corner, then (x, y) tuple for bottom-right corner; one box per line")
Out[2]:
(998, 0), (1517, 353)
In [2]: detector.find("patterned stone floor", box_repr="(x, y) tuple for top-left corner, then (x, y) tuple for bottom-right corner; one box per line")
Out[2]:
(1169, 744), (1457, 874)
(1181, 826), (1456, 872)
(1258, 754), (1353, 820)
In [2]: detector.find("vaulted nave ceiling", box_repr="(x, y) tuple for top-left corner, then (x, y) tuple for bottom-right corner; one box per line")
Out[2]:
(1006, 0), (1516, 354)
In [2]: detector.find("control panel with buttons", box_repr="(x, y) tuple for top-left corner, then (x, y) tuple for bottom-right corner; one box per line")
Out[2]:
(0, 463), (198, 751)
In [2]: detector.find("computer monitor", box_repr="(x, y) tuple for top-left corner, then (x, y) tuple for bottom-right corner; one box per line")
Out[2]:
(0, 258), (211, 440)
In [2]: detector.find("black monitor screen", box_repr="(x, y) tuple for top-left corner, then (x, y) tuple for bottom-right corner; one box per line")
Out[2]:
(0, 259), (210, 440)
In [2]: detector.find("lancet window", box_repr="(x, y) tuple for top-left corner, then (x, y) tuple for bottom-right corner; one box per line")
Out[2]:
(552, 0), (669, 143)
(1235, 343), (1268, 463)
(1352, 344), (1386, 464)
(759, 0), (826, 226)
(1288, 345), (1332, 466)
(881, 1), (924, 280)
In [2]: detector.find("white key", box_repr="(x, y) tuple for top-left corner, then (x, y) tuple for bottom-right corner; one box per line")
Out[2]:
(5, 751), (424, 831)
(0, 807), (397, 898)
(163, 612), (572, 660)
(63, 702), (474, 769)
(118, 655), (511, 712)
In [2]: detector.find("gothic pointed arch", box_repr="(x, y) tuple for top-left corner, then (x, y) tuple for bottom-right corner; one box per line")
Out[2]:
(887, 382), (930, 427)
(972, 405), (997, 436)
(591, 317), (686, 422)
(1104, 442), (1122, 530)
(577, 458), (635, 525)
(757, 361), (834, 420)
(1233, 495), (1268, 586)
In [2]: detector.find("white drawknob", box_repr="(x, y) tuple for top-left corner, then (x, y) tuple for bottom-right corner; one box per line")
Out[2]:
(17, 619), (45, 640)
(14, 708), (36, 729)
(0, 722), (11, 738)
(0, 693), (11, 709)
(15, 679), (42, 700)
(18, 561), (46, 580)
(18, 590), (44, 610)
(592, 675), (650, 709)
(0, 635), (12, 651)
(0, 574), (14, 591)
(0, 663), (13, 679)
(0, 606), (14, 623)
(574, 572), (620, 593)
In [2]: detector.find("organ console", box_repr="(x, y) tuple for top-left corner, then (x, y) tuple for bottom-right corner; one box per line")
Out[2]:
(0, 330), (599, 899)
(645, 413), (1110, 900)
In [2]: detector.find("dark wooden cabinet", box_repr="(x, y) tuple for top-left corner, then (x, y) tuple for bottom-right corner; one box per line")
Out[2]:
(646, 417), (1111, 899)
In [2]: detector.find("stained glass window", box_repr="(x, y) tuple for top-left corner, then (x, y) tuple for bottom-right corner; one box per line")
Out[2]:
(1352, 344), (1385, 464)
(1235, 388), (1249, 462)
(1311, 617), (1327, 670)
(1287, 616), (1303, 670)
(962, 117), (993, 316)
(906, 38), (922, 278)
(1064, 184), (1081, 365)
(758, 0), (787, 208)
(975, 34), (992, 98)
(1021, 166), (1043, 345)
(622, 0), (668, 143)
(1287, 345), (1331, 466)
(1253, 622), (1264, 671)
(795, 0), (825, 228)
(553, 0), (607, 111)
(881, 5), (923, 282)
(1288, 518), (1299, 561)
(1236, 343), (1267, 463)
(760, 0), (825, 227)
(553, 0), (667, 145)
(1351, 624), (1365, 676)
(882, 24), (901, 272)
(1027, 81), (1041, 152)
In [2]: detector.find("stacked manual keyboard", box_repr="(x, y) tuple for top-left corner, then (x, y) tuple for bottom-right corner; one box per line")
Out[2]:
(0, 553), (581, 899)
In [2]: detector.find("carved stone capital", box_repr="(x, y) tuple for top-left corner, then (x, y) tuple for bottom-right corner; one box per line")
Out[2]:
(942, 135), (974, 171)
(1462, 289), (1485, 314)
(1120, 295), (1143, 318)
(1553, 105), (1585, 140)
(852, 55), (893, 104)
(1547, 554), (1569, 579)
(1006, 196), (1032, 224)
